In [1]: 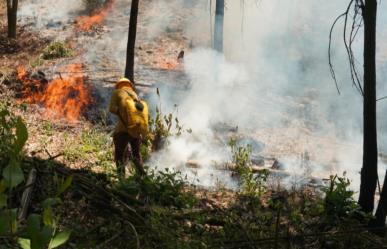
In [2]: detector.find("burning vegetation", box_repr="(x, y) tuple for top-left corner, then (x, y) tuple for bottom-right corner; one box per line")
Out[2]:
(75, 0), (115, 32)
(16, 64), (94, 122)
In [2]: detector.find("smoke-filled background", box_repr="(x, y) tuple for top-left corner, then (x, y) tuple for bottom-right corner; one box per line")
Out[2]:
(18, 0), (387, 190)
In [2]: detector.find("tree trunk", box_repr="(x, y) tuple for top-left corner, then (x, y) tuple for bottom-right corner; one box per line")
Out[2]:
(214, 0), (224, 52)
(7, 0), (18, 38)
(358, 0), (378, 214)
(372, 170), (387, 235)
(124, 0), (139, 83)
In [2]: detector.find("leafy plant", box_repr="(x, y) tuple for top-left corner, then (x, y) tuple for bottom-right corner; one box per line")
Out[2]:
(0, 104), (71, 248)
(148, 90), (189, 151)
(117, 168), (197, 208)
(323, 174), (365, 224)
(18, 198), (71, 249)
(229, 138), (269, 197)
(41, 41), (73, 60)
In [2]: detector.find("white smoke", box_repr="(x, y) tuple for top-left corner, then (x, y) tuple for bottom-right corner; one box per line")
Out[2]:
(149, 0), (387, 190)
(150, 49), (250, 188)
(19, 0), (83, 28)
(17, 0), (387, 190)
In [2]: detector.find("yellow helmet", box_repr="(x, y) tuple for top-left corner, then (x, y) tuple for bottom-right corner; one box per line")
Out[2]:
(116, 77), (135, 90)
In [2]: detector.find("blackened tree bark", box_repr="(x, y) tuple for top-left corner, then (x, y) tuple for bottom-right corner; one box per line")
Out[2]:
(124, 0), (139, 83)
(7, 0), (18, 38)
(372, 170), (387, 235)
(358, 0), (378, 214)
(214, 0), (224, 52)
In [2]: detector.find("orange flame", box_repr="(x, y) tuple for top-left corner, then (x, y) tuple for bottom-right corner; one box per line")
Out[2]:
(17, 64), (93, 123)
(75, 0), (114, 32)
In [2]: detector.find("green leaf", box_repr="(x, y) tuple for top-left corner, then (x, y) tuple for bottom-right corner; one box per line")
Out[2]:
(14, 117), (28, 154)
(0, 180), (7, 193)
(27, 214), (41, 240)
(0, 211), (11, 235)
(48, 230), (71, 249)
(0, 193), (7, 208)
(43, 208), (54, 227)
(18, 238), (31, 249)
(10, 209), (17, 233)
(42, 198), (61, 208)
(39, 226), (54, 247)
(57, 175), (73, 196)
(2, 159), (24, 188)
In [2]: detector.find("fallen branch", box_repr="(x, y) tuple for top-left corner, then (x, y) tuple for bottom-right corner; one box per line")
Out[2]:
(18, 168), (37, 222)
(103, 80), (155, 88)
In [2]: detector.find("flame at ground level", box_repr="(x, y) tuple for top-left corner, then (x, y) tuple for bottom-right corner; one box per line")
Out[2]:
(17, 64), (93, 123)
(75, 0), (115, 32)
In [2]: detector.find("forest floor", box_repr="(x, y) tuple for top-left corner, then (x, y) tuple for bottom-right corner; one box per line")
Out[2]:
(1, 0), (387, 248)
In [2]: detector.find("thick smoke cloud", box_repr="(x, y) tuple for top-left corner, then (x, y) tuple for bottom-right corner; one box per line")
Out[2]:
(151, 0), (387, 189)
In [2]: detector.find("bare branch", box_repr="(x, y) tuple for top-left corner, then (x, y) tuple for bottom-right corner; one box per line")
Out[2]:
(329, 0), (367, 96)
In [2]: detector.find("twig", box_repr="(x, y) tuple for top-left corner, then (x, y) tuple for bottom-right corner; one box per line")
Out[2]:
(377, 95), (387, 102)
(44, 148), (63, 160)
(104, 80), (155, 88)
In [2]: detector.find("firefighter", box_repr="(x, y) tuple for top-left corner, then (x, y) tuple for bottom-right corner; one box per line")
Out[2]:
(109, 77), (148, 177)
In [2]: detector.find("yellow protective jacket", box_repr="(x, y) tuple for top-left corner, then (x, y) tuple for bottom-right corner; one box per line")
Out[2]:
(109, 86), (149, 138)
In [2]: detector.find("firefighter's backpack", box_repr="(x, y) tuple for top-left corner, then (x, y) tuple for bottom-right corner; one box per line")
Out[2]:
(122, 90), (149, 138)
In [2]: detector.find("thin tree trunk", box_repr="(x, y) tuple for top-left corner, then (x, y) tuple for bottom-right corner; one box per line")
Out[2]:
(358, 0), (378, 214)
(372, 170), (387, 235)
(214, 0), (224, 52)
(7, 0), (18, 38)
(124, 0), (139, 83)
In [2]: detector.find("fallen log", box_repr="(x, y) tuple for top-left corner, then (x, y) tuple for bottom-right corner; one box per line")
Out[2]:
(18, 168), (37, 222)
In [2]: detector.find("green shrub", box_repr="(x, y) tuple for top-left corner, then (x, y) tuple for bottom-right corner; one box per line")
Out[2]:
(229, 138), (269, 197)
(117, 168), (197, 208)
(323, 174), (366, 224)
(41, 42), (73, 60)
(0, 103), (71, 249)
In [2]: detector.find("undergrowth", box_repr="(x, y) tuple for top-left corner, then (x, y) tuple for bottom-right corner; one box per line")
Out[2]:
(41, 41), (73, 60)
(229, 138), (269, 198)
(63, 125), (115, 174)
(1, 100), (384, 248)
(116, 168), (197, 208)
(0, 103), (72, 249)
